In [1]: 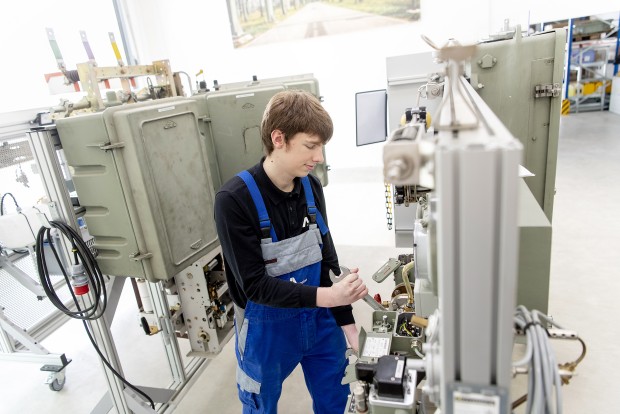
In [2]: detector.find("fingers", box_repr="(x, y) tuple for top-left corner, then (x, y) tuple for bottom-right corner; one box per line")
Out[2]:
(355, 285), (368, 300)
(342, 273), (359, 283)
(346, 267), (365, 300)
(343, 273), (364, 288)
(343, 273), (368, 301)
(330, 269), (368, 306)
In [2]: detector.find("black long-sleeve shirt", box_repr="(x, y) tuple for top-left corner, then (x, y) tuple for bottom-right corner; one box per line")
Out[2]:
(214, 160), (354, 326)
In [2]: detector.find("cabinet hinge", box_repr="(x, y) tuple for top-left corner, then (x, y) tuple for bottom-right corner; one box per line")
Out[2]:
(99, 142), (125, 151)
(130, 252), (153, 261)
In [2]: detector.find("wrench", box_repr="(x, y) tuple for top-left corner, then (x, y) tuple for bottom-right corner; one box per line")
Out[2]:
(328, 266), (385, 311)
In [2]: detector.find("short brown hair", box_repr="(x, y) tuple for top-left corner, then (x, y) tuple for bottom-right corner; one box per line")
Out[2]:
(261, 90), (333, 155)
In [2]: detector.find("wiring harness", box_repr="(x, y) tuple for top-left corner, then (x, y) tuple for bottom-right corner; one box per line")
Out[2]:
(512, 305), (586, 414)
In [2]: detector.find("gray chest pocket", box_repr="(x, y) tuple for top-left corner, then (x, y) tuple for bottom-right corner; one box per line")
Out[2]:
(260, 227), (322, 277)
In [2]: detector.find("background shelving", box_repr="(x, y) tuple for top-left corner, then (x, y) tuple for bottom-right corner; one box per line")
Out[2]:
(530, 12), (620, 113)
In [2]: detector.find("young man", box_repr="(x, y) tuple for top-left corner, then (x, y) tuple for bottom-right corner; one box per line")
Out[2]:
(214, 89), (368, 414)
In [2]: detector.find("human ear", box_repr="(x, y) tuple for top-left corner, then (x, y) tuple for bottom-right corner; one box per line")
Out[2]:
(271, 130), (285, 149)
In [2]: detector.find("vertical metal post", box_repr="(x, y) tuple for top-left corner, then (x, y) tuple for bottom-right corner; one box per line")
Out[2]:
(81, 294), (132, 414)
(146, 281), (187, 385)
(112, 0), (140, 66)
(614, 12), (619, 76)
(565, 18), (574, 100)
(26, 129), (77, 259)
(434, 74), (521, 413)
(77, 62), (104, 111)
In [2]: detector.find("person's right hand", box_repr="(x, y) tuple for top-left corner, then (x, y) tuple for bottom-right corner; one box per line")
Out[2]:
(328, 271), (368, 307)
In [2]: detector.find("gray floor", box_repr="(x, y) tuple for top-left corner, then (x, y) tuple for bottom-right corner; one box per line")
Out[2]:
(1, 110), (619, 413)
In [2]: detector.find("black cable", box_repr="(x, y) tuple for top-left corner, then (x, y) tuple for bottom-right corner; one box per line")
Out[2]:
(35, 220), (156, 410)
(36, 222), (105, 319)
(1, 192), (20, 215)
(81, 319), (157, 409)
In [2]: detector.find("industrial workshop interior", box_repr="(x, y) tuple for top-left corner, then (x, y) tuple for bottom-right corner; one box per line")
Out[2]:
(1, 1), (618, 413)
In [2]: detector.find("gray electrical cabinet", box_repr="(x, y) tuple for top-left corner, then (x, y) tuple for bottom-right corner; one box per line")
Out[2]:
(195, 74), (326, 191)
(56, 98), (218, 282)
(56, 74), (324, 282)
(471, 29), (566, 222)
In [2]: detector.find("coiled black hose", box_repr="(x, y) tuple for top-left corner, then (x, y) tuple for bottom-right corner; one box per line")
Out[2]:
(35, 220), (155, 409)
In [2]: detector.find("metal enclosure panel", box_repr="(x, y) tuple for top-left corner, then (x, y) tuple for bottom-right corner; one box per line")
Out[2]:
(141, 113), (213, 264)
(56, 113), (144, 278)
(471, 29), (566, 221)
(206, 86), (282, 187)
(516, 180), (552, 314)
(111, 101), (218, 279)
(191, 98), (222, 191)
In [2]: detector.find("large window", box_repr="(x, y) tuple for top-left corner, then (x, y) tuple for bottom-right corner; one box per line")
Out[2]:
(0, 1), (125, 113)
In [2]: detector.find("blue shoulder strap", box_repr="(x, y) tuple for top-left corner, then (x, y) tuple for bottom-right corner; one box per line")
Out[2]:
(301, 176), (329, 236)
(237, 171), (278, 242)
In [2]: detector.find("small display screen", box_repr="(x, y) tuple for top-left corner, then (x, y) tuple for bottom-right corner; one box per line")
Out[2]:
(355, 89), (387, 146)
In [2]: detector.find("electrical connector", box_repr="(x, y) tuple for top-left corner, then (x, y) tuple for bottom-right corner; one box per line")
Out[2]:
(70, 263), (89, 295)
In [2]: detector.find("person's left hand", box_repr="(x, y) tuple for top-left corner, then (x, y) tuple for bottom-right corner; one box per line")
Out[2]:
(341, 324), (359, 354)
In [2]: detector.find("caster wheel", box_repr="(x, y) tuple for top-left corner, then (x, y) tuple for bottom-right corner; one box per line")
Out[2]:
(49, 376), (65, 391)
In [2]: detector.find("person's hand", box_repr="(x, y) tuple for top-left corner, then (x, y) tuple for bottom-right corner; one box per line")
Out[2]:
(316, 267), (368, 307)
(328, 269), (368, 307)
(341, 324), (359, 354)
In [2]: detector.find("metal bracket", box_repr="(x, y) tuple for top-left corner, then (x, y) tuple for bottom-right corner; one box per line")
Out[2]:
(372, 258), (402, 283)
(534, 83), (561, 98)
(99, 142), (126, 151)
(40, 354), (72, 372)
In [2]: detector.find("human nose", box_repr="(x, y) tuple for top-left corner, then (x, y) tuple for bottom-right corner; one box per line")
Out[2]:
(313, 147), (324, 163)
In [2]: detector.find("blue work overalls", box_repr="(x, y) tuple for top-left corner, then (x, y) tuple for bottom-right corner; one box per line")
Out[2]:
(234, 171), (349, 414)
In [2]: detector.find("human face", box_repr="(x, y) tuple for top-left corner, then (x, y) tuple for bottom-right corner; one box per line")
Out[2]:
(282, 132), (325, 178)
